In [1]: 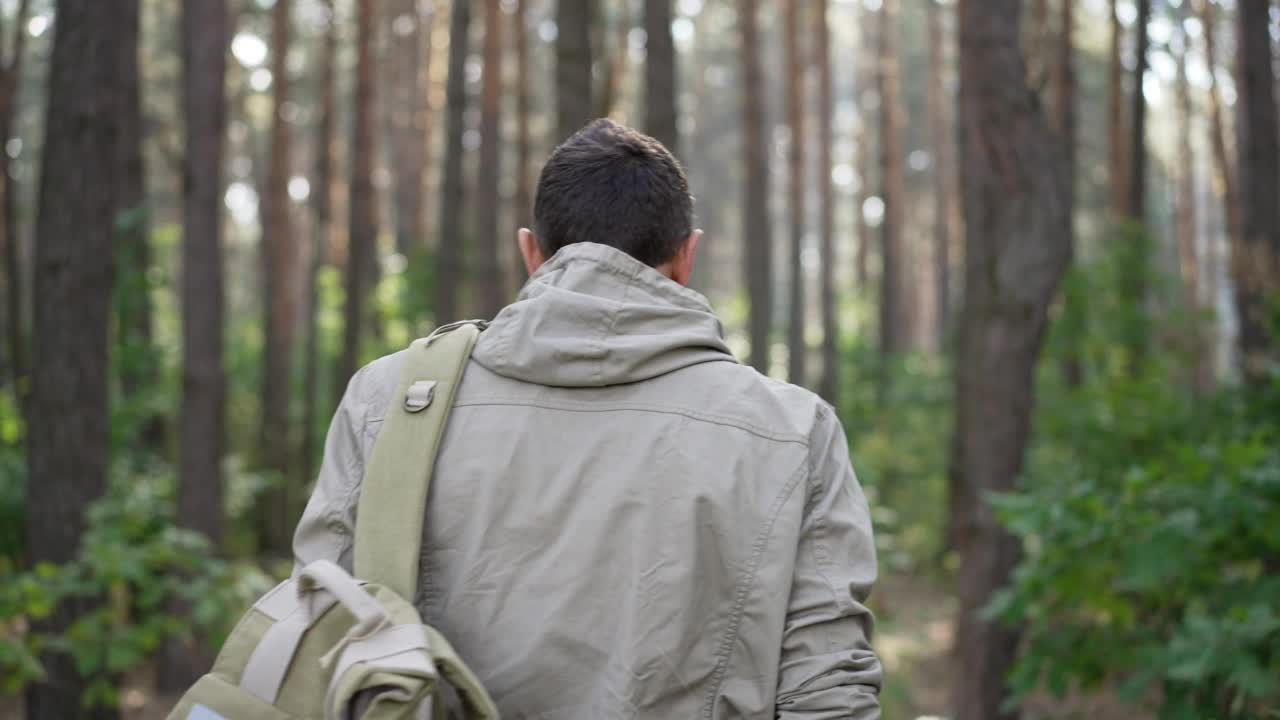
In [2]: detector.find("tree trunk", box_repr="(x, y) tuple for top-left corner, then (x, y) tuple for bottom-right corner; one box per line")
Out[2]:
(259, 0), (298, 557)
(115, 0), (152, 398)
(302, 0), (338, 487)
(25, 2), (125, 716)
(878, 0), (907, 360)
(338, 0), (378, 392)
(475, 0), (505, 319)
(1052, 0), (1083, 388)
(1175, 16), (1198, 306)
(1107, 0), (1127, 216)
(593, 0), (630, 119)
(1125, 0), (1150, 221)
(1235, 0), (1280, 381)
(785, 0), (806, 386)
(815, 0), (837, 404)
(388, 0), (429, 259)
(739, 0), (772, 374)
(0, 0), (30, 408)
(556, 0), (593, 143)
(1200, 0), (1240, 267)
(434, 0), (471, 326)
(951, 1), (1073, 718)
(927, 0), (954, 349)
(512, 0), (533, 292)
(854, 5), (875, 292)
(644, 0), (678, 152)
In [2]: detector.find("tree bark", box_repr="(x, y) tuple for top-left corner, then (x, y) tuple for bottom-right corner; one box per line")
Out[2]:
(815, 0), (837, 404)
(434, 0), (471, 326)
(25, 1), (125, 716)
(388, 0), (429, 259)
(115, 0), (152, 398)
(556, 0), (593, 143)
(0, 0), (30, 408)
(1107, 0), (1128, 216)
(878, 0), (907, 360)
(259, 0), (298, 557)
(785, 0), (806, 386)
(302, 0), (338, 487)
(338, 0), (378, 392)
(475, 0), (505, 319)
(644, 0), (679, 152)
(950, 1), (1073, 719)
(1235, 0), (1280, 381)
(739, 0), (772, 374)
(927, 0), (955, 350)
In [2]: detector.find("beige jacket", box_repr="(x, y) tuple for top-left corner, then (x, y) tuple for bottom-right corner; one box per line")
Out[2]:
(294, 243), (882, 718)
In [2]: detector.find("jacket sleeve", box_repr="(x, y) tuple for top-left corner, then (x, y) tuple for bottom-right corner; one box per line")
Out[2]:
(292, 368), (370, 574)
(775, 404), (882, 719)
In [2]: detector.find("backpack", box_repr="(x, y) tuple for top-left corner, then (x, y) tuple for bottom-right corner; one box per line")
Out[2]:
(169, 321), (500, 720)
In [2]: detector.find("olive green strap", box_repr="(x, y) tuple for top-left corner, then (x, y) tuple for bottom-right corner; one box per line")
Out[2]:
(354, 321), (484, 600)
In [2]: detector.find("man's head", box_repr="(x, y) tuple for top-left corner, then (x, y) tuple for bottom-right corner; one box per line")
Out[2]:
(519, 119), (701, 285)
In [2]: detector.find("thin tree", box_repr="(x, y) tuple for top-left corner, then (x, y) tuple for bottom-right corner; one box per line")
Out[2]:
(388, 0), (430, 258)
(854, 3), (876, 290)
(302, 0), (338, 485)
(815, 0), (837, 404)
(739, 0), (772, 373)
(1199, 0), (1239, 255)
(338, 0), (378, 392)
(644, 0), (679, 151)
(1234, 0), (1280, 381)
(260, 0), (298, 556)
(1126, 0), (1150, 221)
(785, 0), (807, 386)
(434, 0), (471, 326)
(25, 1), (126, 715)
(0, 0), (30, 407)
(1107, 0), (1127, 215)
(878, 0), (907, 360)
(950, 0), (1073, 717)
(556, 0), (593, 142)
(1174, 14), (1198, 307)
(927, 0), (955, 347)
(476, 0), (505, 318)
(512, 0), (533, 291)
(593, 0), (631, 119)
(115, 0), (152, 398)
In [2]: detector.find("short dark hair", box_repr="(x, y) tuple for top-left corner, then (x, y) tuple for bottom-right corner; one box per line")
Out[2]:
(533, 119), (693, 268)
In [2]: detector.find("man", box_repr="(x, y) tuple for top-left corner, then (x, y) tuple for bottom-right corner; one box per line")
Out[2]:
(295, 119), (882, 718)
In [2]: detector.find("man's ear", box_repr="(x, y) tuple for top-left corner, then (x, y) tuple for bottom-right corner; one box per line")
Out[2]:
(669, 230), (703, 287)
(518, 229), (547, 275)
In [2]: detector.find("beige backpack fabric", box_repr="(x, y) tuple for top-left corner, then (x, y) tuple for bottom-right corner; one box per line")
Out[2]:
(169, 321), (499, 720)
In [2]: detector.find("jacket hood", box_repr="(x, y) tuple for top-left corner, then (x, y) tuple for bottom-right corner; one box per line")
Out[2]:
(472, 243), (736, 387)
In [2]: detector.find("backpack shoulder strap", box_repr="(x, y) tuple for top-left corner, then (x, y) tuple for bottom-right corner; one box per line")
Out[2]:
(353, 320), (486, 599)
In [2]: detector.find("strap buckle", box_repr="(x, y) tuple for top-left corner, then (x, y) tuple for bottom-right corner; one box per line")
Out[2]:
(424, 319), (489, 346)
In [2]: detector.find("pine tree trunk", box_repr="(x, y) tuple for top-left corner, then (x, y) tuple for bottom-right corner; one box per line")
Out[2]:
(1200, 0), (1240, 260)
(512, 0), (533, 291)
(593, 0), (630, 120)
(739, 0), (772, 374)
(854, 6), (875, 292)
(434, 0), (471, 326)
(1126, 0), (1150, 221)
(302, 0), (338, 487)
(815, 0), (837, 404)
(476, 0), (505, 319)
(785, 0), (806, 386)
(1175, 17), (1198, 307)
(878, 0), (906, 361)
(338, 0), (378, 392)
(927, 0), (953, 349)
(388, 0), (429, 259)
(0, 0), (31, 409)
(950, 0), (1073, 717)
(25, 2), (125, 716)
(1107, 0), (1128, 216)
(557, 0), (593, 143)
(644, 0), (678, 152)
(1052, 0), (1083, 388)
(259, 0), (298, 557)
(1235, 0), (1280, 381)
(115, 0), (152, 398)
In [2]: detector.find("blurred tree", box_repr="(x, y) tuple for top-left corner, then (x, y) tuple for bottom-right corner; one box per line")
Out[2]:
(878, 0), (907, 363)
(1174, 12), (1198, 314)
(644, 0), (678, 152)
(0, 0), (30, 408)
(25, 0), (125, 716)
(950, 0), (1072, 717)
(815, 0), (837, 404)
(302, 0), (339, 486)
(557, 0), (593, 143)
(387, 0), (430, 259)
(738, 0), (772, 374)
(259, 0), (298, 557)
(593, 0), (630, 119)
(434, 0), (471, 326)
(1108, 0), (1127, 216)
(926, 0), (955, 349)
(854, 2), (875, 290)
(1125, 0), (1150, 222)
(784, 0), (806, 386)
(512, 0), (533, 290)
(1234, 0), (1280, 382)
(115, 0), (152, 398)
(338, 0), (378, 392)
(476, 0), (505, 318)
